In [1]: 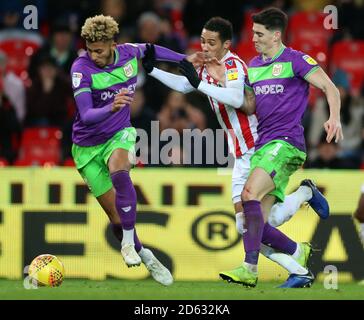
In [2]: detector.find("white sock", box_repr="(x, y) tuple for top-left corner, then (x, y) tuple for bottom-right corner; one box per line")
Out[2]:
(260, 244), (308, 275)
(121, 229), (135, 246)
(138, 247), (153, 263)
(244, 262), (258, 273)
(268, 186), (312, 227)
(292, 243), (301, 260)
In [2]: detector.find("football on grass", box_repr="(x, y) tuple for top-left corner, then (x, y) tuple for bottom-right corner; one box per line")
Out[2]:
(28, 254), (65, 287)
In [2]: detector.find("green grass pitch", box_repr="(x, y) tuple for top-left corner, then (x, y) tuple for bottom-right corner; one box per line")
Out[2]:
(0, 279), (363, 300)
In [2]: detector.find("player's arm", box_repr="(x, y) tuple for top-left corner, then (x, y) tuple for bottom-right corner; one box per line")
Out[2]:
(150, 68), (195, 93)
(179, 59), (245, 109)
(72, 66), (132, 125)
(74, 91), (132, 125)
(141, 44), (194, 93)
(134, 43), (206, 67)
(305, 68), (343, 143)
(241, 85), (256, 115)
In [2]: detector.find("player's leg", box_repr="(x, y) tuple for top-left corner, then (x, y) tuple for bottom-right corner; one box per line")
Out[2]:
(268, 185), (312, 227)
(107, 147), (142, 266)
(97, 188), (173, 285)
(231, 153), (311, 274)
(221, 153), (313, 287)
(233, 200), (311, 273)
(232, 163), (309, 275)
(268, 179), (329, 227)
(220, 167), (274, 286)
(96, 188), (143, 248)
(223, 141), (307, 286)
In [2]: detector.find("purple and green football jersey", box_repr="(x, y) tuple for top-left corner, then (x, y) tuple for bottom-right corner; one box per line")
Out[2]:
(247, 46), (319, 152)
(71, 43), (143, 146)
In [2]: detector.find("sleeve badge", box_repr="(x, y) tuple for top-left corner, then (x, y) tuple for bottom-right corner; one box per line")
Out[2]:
(72, 72), (83, 88)
(303, 54), (317, 65)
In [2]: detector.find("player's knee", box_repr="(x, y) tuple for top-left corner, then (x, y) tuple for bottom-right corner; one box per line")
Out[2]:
(241, 187), (258, 202)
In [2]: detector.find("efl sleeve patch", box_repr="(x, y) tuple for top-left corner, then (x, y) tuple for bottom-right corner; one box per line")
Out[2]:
(302, 54), (317, 65)
(72, 72), (83, 88)
(227, 68), (238, 81)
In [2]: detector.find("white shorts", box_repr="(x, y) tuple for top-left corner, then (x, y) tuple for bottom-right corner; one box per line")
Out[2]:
(232, 148), (254, 204)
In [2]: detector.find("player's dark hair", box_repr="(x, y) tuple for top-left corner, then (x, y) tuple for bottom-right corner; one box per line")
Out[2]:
(203, 17), (233, 42)
(252, 7), (288, 33)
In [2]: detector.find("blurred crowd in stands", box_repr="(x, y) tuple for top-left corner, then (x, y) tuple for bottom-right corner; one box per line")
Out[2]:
(0, 0), (364, 168)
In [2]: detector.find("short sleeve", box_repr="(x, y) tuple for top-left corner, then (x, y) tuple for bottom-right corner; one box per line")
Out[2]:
(292, 50), (320, 79)
(124, 43), (143, 59)
(70, 61), (92, 97)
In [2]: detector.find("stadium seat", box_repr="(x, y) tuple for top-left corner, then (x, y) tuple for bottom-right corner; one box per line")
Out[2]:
(240, 9), (259, 42)
(62, 157), (75, 167)
(288, 11), (333, 48)
(234, 40), (257, 65)
(0, 157), (9, 167)
(331, 40), (364, 96)
(14, 127), (62, 166)
(0, 30), (43, 83)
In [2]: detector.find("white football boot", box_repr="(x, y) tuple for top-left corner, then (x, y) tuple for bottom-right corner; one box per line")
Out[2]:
(121, 243), (142, 267)
(141, 249), (173, 286)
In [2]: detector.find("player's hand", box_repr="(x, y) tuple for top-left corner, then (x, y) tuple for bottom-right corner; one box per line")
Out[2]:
(235, 212), (247, 235)
(179, 59), (201, 89)
(324, 117), (344, 143)
(206, 61), (225, 84)
(142, 43), (156, 73)
(111, 89), (133, 112)
(187, 51), (222, 68)
(186, 51), (205, 68)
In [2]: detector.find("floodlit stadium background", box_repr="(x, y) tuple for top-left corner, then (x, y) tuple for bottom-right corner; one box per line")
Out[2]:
(0, 0), (363, 283)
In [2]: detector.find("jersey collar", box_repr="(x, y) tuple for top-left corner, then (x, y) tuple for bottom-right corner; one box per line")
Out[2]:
(262, 44), (286, 63)
(220, 50), (231, 62)
(104, 48), (119, 69)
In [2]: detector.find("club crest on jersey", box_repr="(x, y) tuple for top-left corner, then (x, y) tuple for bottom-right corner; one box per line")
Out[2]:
(72, 72), (82, 88)
(123, 63), (133, 77)
(225, 59), (237, 69)
(303, 54), (317, 65)
(272, 64), (283, 77)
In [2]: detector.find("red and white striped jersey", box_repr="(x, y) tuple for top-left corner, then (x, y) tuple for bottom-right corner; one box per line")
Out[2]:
(198, 51), (258, 158)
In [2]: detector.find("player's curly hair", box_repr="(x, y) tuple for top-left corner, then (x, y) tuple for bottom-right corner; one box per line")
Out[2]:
(81, 15), (119, 42)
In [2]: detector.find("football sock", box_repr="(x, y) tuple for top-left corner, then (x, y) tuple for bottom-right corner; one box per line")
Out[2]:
(122, 229), (135, 246)
(111, 170), (137, 232)
(268, 186), (312, 227)
(262, 223), (297, 255)
(111, 223), (142, 251)
(242, 200), (264, 265)
(292, 242), (301, 259)
(244, 262), (258, 273)
(260, 244), (308, 275)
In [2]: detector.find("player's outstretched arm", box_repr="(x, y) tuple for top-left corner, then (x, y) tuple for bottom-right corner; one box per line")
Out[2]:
(178, 59), (245, 109)
(150, 68), (195, 93)
(141, 44), (200, 93)
(306, 68), (344, 143)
